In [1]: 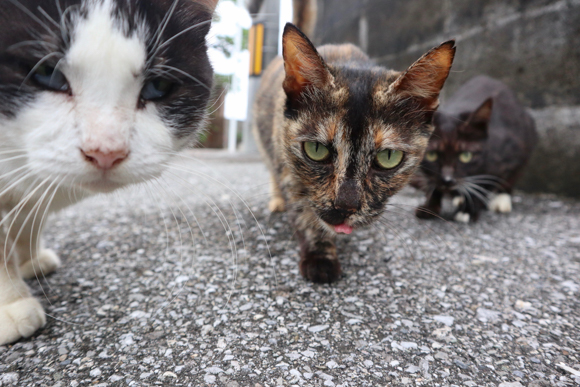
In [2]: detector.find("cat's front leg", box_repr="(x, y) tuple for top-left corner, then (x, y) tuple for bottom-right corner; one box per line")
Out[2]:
(268, 176), (286, 213)
(0, 238), (46, 345)
(455, 195), (486, 223)
(8, 207), (61, 279)
(294, 209), (341, 283)
(415, 190), (443, 219)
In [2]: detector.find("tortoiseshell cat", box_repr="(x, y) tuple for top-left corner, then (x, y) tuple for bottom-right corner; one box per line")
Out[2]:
(412, 75), (538, 222)
(253, 23), (455, 283)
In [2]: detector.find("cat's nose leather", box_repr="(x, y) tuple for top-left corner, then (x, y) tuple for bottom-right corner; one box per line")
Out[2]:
(335, 180), (361, 212)
(81, 148), (128, 170)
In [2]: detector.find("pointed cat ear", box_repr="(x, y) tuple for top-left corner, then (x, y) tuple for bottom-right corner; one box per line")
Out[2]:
(391, 40), (456, 111)
(468, 98), (493, 125)
(282, 23), (333, 104)
(461, 98), (492, 135)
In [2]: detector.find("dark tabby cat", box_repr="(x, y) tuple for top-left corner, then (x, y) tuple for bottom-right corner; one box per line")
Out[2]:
(412, 75), (538, 222)
(253, 23), (455, 283)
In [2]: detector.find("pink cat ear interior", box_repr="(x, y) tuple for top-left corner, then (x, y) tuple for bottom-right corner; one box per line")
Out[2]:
(282, 23), (332, 102)
(392, 40), (456, 111)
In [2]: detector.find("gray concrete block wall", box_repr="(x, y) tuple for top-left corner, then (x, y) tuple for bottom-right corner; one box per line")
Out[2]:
(314, 0), (580, 197)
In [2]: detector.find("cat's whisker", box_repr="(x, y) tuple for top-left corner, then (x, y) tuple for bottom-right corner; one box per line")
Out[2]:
(462, 181), (493, 198)
(385, 202), (465, 246)
(454, 185), (474, 210)
(162, 163), (278, 287)
(58, 3), (81, 48)
(148, 0), (180, 57)
(20, 51), (64, 91)
(148, 68), (183, 84)
(156, 19), (212, 52)
(148, 178), (191, 309)
(141, 180), (172, 260)
(460, 183), (490, 206)
(7, 0), (58, 39)
(0, 155), (28, 163)
(155, 64), (211, 91)
(161, 169), (243, 283)
(207, 86), (230, 116)
(374, 217), (417, 262)
(0, 149), (27, 155)
(0, 167), (35, 200)
(36, 5), (60, 28)
(26, 175), (67, 300)
(7, 40), (59, 53)
(4, 176), (56, 262)
(2, 176), (53, 302)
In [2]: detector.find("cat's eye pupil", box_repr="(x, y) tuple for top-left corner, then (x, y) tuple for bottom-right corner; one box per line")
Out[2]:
(33, 64), (69, 92)
(376, 149), (404, 170)
(304, 142), (330, 162)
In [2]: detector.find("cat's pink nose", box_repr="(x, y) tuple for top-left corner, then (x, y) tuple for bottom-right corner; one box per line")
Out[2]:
(81, 148), (128, 170)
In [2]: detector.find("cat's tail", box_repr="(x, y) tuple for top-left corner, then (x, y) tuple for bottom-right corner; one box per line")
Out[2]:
(247, 0), (318, 37)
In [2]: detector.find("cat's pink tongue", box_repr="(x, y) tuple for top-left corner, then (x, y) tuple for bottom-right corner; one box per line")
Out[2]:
(334, 224), (353, 234)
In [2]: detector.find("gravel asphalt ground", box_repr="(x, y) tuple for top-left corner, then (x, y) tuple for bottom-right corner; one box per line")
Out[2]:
(1, 150), (579, 387)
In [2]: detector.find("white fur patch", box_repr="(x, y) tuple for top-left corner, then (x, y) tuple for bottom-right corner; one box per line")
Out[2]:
(489, 193), (512, 213)
(454, 212), (470, 223)
(452, 196), (465, 208)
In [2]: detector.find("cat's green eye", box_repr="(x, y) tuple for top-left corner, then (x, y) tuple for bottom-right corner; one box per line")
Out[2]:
(304, 142), (330, 162)
(141, 78), (174, 100)
(459, 151), (473, 163)
(425, 151), (438, 162)
(376, 149), (404, 169)
(33, 63), (69, 92)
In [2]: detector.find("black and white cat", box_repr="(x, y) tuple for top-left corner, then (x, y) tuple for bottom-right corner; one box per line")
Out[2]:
(0, 0), (217, 345)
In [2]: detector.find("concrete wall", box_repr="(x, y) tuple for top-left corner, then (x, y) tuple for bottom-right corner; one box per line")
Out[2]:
(314, 0), (580, 197)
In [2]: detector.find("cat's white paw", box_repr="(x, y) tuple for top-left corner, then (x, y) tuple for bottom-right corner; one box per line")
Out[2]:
(452, 196), (465, 208)
(489, 193), (512, 213)
(454, 212), (470, 223)
(0, 297), (46, 345)
(19, 249), (61, 280)
(268, 197), (286, 213)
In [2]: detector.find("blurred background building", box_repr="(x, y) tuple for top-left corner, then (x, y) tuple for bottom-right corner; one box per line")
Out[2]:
(206, 0), (580, 198)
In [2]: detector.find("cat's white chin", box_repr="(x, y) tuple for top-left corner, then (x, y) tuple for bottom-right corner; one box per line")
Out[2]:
(78, 179), (128, 193)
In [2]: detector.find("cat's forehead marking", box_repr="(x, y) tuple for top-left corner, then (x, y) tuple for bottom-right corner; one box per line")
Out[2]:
(66, 0), (147, 101)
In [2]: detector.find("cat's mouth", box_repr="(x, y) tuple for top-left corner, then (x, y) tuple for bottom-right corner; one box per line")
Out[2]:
(334, 223), (354, 234)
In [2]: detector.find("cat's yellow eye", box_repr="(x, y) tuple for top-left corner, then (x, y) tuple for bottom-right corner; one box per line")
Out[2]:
(304, 142), (330, 161)
(376, 149), (404, 169)
(459, 151), (473, 163)
(425, 151), (438, 162)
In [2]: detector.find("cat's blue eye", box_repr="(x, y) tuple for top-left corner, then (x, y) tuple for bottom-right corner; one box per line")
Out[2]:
(33, 64), (69, 92)
(141, 79), (174, 100)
